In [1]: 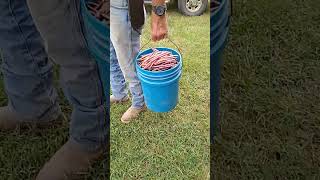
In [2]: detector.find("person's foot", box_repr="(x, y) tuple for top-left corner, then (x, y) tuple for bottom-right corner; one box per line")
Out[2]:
(0, 106), (65, 131)
(36, 140), (103, 180)
(110, 95), (129, 104)
(121, 106), (146, 124)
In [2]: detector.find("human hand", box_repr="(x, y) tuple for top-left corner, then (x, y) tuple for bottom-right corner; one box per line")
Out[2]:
(151, 12), (168, 41)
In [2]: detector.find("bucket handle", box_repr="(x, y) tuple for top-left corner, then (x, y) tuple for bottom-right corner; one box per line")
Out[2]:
(140, 37), (183, 58)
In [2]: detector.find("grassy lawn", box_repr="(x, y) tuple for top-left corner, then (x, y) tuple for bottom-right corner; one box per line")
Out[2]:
(110, 9), (210, 180)
(0, 70), (107, 179)
(212, 0), (320, 179)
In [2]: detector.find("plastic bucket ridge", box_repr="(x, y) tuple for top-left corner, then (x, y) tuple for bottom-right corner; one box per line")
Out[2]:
(137, 65), (182, 82)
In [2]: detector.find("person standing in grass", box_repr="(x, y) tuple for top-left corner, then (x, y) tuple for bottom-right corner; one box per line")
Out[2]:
(0, 0), (107, 179)
(110, 0), (168, 123)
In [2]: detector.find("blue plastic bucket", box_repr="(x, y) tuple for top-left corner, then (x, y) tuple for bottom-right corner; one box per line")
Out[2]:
(135, 47), (182, 112)
(80, 0), (109, 95)
(210, 0), (230, 141)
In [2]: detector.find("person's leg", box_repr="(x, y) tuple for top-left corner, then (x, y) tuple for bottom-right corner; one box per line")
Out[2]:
(0, 0), (63, 130)
(110, 2), (144, 109)
(110, 1), (145, 122)
(110, 40), (129, 102)
(26, 0), (107, 178)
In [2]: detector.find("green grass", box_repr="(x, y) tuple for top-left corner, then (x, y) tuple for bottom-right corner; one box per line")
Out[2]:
(0, 70), (107, 179)
(212, 0), (320, 179)
(110, 10), (210, 179)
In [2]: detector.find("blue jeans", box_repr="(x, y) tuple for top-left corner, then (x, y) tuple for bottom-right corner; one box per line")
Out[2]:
(0, 0), (107, 152)
(110, 0), (145, 108)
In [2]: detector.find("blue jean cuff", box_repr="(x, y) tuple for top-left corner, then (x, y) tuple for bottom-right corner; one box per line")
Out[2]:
(112, 94), (129, 101)
(131, 103), (145, 109)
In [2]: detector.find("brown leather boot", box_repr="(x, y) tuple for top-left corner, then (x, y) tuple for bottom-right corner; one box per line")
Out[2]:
(0, 106), (65, 131)
(121, 106), (146, 124)
(36, 140), (104, 180)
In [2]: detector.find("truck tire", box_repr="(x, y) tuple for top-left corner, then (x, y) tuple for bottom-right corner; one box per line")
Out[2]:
(178, 0), (208, 16)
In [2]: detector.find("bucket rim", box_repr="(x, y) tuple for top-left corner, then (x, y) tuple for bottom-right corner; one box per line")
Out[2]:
(211, 0), (229, 32)
(135, 47), (182, 74)
(138, 65), (181, 81)
(80, 0), (107, 29)
(211, 0), (227, 18)
(211, 12), (229, 41)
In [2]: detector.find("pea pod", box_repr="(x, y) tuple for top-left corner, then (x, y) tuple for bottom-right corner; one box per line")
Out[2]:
(139, 49), (178, 71)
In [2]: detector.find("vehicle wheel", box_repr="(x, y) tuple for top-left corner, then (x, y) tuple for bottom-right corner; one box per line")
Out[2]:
(178, 0), (208, 16)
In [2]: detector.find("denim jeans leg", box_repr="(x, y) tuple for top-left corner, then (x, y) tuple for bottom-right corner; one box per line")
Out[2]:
(0, 0), (61, 122)
(27, 0), (107, 152)
(110, 4), (145, 108)
(110, 41), (128, 100)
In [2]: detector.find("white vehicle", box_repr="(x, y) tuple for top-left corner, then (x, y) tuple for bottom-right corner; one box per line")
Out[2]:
(144, 0), (208, 16)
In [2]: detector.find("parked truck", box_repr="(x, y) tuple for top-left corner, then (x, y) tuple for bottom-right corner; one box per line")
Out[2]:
(144, 0), (208, 16)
